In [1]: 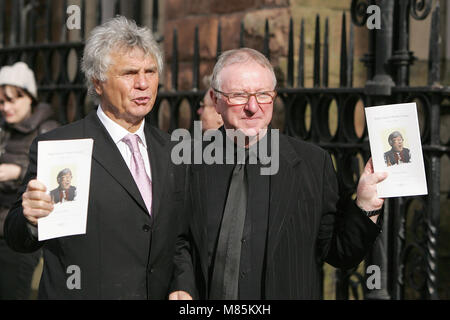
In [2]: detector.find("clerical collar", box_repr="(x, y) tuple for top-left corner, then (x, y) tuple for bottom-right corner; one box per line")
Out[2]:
(220, 126), (272, 165)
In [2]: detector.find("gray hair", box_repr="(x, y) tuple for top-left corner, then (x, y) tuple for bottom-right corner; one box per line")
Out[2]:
(211, 48), (277, 92)
(57, 168), (72, 184)
(81, 16), (163, 101)
(388, 131), (404, 145)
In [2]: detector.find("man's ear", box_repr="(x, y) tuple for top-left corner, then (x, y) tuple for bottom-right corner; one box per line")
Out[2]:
(209, 89), (221, 114)
(93, 79), (103, 96)
(209, 88), (217, 105)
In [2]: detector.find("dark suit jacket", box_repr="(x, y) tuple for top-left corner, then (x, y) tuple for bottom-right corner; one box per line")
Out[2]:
(4, 110), (187, 299)
(384, 148), (411, 166)
(50, 186), (77, 203)
(172, 133), (381, 299)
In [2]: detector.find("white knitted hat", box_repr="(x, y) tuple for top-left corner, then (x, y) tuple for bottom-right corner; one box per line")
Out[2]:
(0, 62), (37, 99)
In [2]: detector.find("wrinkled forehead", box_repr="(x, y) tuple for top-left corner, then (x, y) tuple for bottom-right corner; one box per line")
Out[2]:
(108, 45), (158, 68)
(219, 61), (274, 91)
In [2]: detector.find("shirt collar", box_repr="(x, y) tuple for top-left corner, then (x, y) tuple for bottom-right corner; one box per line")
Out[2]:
(220, 126), (271, 164)
(96, 105), (147, 148)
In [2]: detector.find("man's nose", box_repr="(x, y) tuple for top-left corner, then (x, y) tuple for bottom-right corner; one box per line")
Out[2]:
(197, 106), (204, 116)
(134, 72), (149, 90)
(244, 95), (259, 114)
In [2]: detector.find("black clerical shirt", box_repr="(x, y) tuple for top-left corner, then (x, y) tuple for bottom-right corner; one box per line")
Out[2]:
(238, 160), (270, 299)
(207, 131), (270, 300)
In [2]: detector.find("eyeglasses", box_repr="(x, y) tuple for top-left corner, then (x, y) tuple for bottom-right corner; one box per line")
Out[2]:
(212, 88), (276, 106)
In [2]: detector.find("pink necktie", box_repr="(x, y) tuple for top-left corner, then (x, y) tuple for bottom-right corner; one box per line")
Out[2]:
(122, 134), (152, 215)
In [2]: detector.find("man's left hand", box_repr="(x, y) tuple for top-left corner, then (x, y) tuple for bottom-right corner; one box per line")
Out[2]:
(356, 158), (388, 222)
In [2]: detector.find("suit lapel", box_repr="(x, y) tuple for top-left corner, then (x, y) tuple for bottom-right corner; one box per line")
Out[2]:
(191, 149), (234, 291)
(190, 164), (209, 286)
(84, 111), (149, 215)
(144, 124), (169, 221)
(266, 134), (302, 262)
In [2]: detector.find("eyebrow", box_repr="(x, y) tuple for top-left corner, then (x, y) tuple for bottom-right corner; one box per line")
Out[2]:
(120, 66), (157, 74)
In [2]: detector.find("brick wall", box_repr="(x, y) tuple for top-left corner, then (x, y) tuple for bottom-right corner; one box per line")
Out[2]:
(163, 0), (370, 91)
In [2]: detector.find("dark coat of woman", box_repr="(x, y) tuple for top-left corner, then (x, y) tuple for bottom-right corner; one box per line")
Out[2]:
(0, 103), (58, 236)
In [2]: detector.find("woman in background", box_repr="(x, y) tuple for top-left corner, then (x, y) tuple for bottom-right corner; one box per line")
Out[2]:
(0, 62), (58, 299)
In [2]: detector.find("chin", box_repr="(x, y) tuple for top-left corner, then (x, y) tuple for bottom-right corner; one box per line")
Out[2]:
(130, 106), (152, 119)
(238, 126), (264, 137)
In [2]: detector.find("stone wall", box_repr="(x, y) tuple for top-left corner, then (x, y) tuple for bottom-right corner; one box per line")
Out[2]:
(162, 0), (368, 91)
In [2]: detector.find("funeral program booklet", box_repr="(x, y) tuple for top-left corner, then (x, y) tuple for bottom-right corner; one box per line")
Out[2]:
(37, 139), (93, 241)
(365, 102), (428, 198)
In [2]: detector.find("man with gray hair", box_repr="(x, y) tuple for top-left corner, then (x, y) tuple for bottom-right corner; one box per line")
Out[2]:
(170, 48), (388, 300)
(5, 16), (187, 299)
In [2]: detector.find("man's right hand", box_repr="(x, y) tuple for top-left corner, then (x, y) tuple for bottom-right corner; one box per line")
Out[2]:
(22, 179), (54, 226)
(168, 291), (193, 300)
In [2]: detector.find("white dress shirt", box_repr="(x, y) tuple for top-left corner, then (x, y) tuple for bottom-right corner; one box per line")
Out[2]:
(27, 107), (153, 237)
(96, 106), (152, 180)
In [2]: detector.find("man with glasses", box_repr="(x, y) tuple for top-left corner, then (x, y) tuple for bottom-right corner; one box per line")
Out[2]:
(169, 48), (387, 300)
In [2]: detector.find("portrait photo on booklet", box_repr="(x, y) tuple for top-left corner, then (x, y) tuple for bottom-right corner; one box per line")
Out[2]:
(365, 102), (428, 198)
(37, 139), (93, 241)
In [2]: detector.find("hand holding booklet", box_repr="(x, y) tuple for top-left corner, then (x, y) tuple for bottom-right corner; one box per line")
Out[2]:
(365, 102), (428, 198)
(37, 139), (93, 241)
